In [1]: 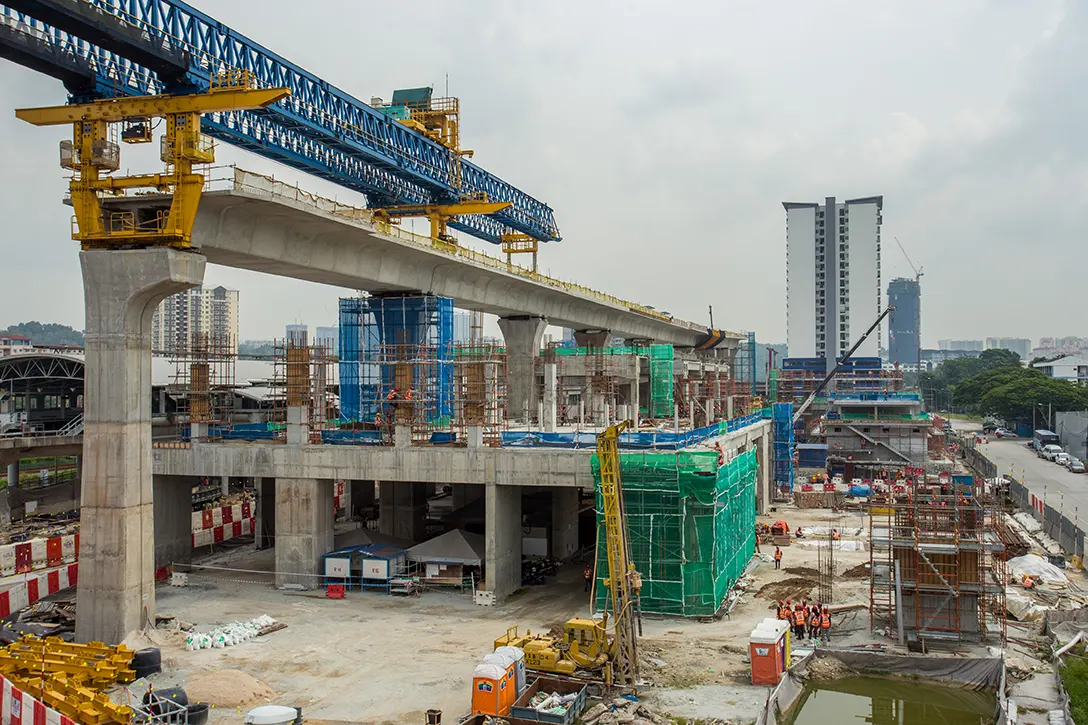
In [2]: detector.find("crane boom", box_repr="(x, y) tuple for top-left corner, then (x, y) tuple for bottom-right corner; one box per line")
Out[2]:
(596, 420), (640, 686)
(791, 306), (896, 425)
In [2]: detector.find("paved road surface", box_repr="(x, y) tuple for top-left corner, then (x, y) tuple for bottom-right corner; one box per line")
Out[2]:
(957, 421), (1088, 523)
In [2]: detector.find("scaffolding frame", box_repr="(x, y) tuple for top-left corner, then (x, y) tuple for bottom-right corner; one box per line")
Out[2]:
(868, 478), (1007, 646)
(272, 338), (336, 443)
(169, 332), (236, 434)
(451, 343), (507, 444)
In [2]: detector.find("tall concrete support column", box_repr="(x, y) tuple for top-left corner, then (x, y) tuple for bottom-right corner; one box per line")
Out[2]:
(2, 461), (16, 528)
(498, 317), (547, 424)
(631, 356), (641, 427)
(542, 363), (558, 433)
(755, 430), (771, 514)
(551, 488), (579, 560)
(485, 483), (522, 601)
(275, 477), (334, 588)
(220, 475), (230, 496)
(379, 482), (427, 542)
(350, 480), (375, 518)
(77, 248), (204, 644)
(254, 477), (275, 549)
(153, 475), (193, 568)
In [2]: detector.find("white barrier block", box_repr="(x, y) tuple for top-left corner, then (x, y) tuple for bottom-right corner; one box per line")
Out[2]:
(211, 507), (223, 527)
(0, 546), (15, 577)
(60, 536), (76, 564)
(29, 540), (46, 569)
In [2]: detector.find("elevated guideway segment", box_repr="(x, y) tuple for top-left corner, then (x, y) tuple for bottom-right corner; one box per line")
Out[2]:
(106, 169), (741, 348)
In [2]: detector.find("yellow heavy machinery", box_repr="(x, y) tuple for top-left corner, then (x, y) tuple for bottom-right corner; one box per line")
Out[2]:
(16, 71), (289, 250)
(494, 421), (641, 685)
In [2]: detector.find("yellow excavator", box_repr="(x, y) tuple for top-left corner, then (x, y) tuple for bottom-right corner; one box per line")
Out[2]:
(494, 421), (641, 686)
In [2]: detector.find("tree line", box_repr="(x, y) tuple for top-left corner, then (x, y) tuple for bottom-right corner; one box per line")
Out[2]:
(920, 348), (1088, 423)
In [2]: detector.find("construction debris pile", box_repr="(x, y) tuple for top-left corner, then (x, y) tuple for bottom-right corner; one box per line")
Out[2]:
(184, 615), (278, 650)
(525, 688), (579, 717)
(583, 698), (735, 725)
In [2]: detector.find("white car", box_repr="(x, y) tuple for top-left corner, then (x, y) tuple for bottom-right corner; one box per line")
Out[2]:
(1042, 444), (1064, 461)
(1068, 458), (1086, 474)
(1055, 452), (1071, 466)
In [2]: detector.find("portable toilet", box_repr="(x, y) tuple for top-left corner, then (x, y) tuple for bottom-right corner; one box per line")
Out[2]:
(471, 663), (507, 716)
(482, 652), (515, 714)
(749, 617), (790, 686)
(494, 645), (527, 696)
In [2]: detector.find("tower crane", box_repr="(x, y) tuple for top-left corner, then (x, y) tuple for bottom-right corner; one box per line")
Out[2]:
(894, 236), (924, 283)
(495, 420), (641, 687)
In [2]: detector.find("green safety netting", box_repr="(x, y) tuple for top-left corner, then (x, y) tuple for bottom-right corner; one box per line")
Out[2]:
(591, 448), (758, 617)
(648, 345), (674, 418)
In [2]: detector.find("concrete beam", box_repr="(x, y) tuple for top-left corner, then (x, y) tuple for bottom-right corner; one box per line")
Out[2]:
(178, 186), (723, 345)
(485, 483), (522, 601)
(498, 317), (546, 424)
(275, 477), (333, 589)
(573, 330), (611, 348)
(76, 248), (204, 644)
(153, 475), (193, 568)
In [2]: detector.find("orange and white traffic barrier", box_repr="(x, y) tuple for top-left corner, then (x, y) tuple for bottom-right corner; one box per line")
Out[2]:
(0, 564), (78, 618)
(0, 534), (78, 578)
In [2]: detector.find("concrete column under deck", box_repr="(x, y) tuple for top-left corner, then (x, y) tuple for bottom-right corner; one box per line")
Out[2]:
(756, 432), (771, 514)
(350, 480), (375, 518)
(542, 363), (558, 433)
(485, 483), (522, 601)
(153, 475), (193, 569)
(379, 482), (427, 542)
(254, 477), (275, 549)
(2, 462), (15, 528)
(274, 477), (333, 589)
(498, 317), (547, 424)
(76, 248), (205, 644)
(551, 487), (579, 561)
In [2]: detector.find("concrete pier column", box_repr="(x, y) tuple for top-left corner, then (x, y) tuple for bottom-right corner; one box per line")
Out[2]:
(379, 482), (427, 542)
(573, 330), (611, 349)
(350, 480), (375, 518)
(76, 248), (204, 644)
(631, 356), (641, 427)
(551, 487), (579, 560)
(275, 477), (334, 588)
(452, 483), (484, 511)
(542, 363), (558, 433)
(286, 406), (308, 446)
(2, 461), (17, 527)
(153, 475), (193, 569)
(254, 477), (275, 549)
(485, 483), (522, 601)
(220, 475), (230, 496)
(756, 429), (771, 513)
(497, 317), (547, 424)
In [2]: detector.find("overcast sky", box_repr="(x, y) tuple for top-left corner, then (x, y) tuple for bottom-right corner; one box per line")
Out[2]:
(0, 0), (1081, 347)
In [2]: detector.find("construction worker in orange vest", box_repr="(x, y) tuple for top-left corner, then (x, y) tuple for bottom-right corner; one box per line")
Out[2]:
(808, 607), (820, 640)
(820, 608), (831, 643)
(774, 546), (782, 570)
(584, 563), (593, 592)
(792, 605), (806, 640)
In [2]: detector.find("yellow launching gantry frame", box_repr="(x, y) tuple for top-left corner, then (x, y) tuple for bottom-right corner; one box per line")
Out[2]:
(15, 72), (289, 249)
(372, 196), (512, 251)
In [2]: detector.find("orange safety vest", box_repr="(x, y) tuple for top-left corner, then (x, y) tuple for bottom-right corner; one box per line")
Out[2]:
(774, 549), (782, 561)
(809, 613), (819, 628)
(821, 614), (830, 629)
(793, 610), (805, 626)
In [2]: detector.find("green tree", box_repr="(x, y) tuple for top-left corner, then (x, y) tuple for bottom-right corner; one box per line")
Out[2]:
(953, 366), (1040, 409)
(977, 375), (1088, 423)
(1, 322), (83, 346)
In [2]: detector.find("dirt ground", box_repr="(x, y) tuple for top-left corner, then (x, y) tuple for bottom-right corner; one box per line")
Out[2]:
(128, 505), (883, 725)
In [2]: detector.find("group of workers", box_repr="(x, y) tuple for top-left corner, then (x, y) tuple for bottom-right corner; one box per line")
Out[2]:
(373, 386), (417, 426)
(777, 599), (831, 643)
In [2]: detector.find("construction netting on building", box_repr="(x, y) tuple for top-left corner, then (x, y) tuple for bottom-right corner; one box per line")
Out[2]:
(591, 448), (758, 617)
(648, 345), (674, 418)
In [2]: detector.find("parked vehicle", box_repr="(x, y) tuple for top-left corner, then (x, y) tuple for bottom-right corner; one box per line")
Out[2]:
(1041, 444), (1064, 461)
(995, 428), (1014, 438)
(1068, 458), (1086, 474)
(1034, 429), (1061, 450)
(1054, 452), (1071, 466)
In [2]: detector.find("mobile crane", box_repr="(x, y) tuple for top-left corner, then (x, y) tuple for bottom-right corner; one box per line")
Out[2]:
(494, 421), (641, 686)
(792, 306), (896, 424)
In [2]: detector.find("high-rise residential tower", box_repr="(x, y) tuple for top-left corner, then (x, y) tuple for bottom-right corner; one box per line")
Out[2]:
(784, 196), (883, 366)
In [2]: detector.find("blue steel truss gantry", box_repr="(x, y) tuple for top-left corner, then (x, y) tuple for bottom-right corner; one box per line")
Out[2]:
(0, 0), (560, 245)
